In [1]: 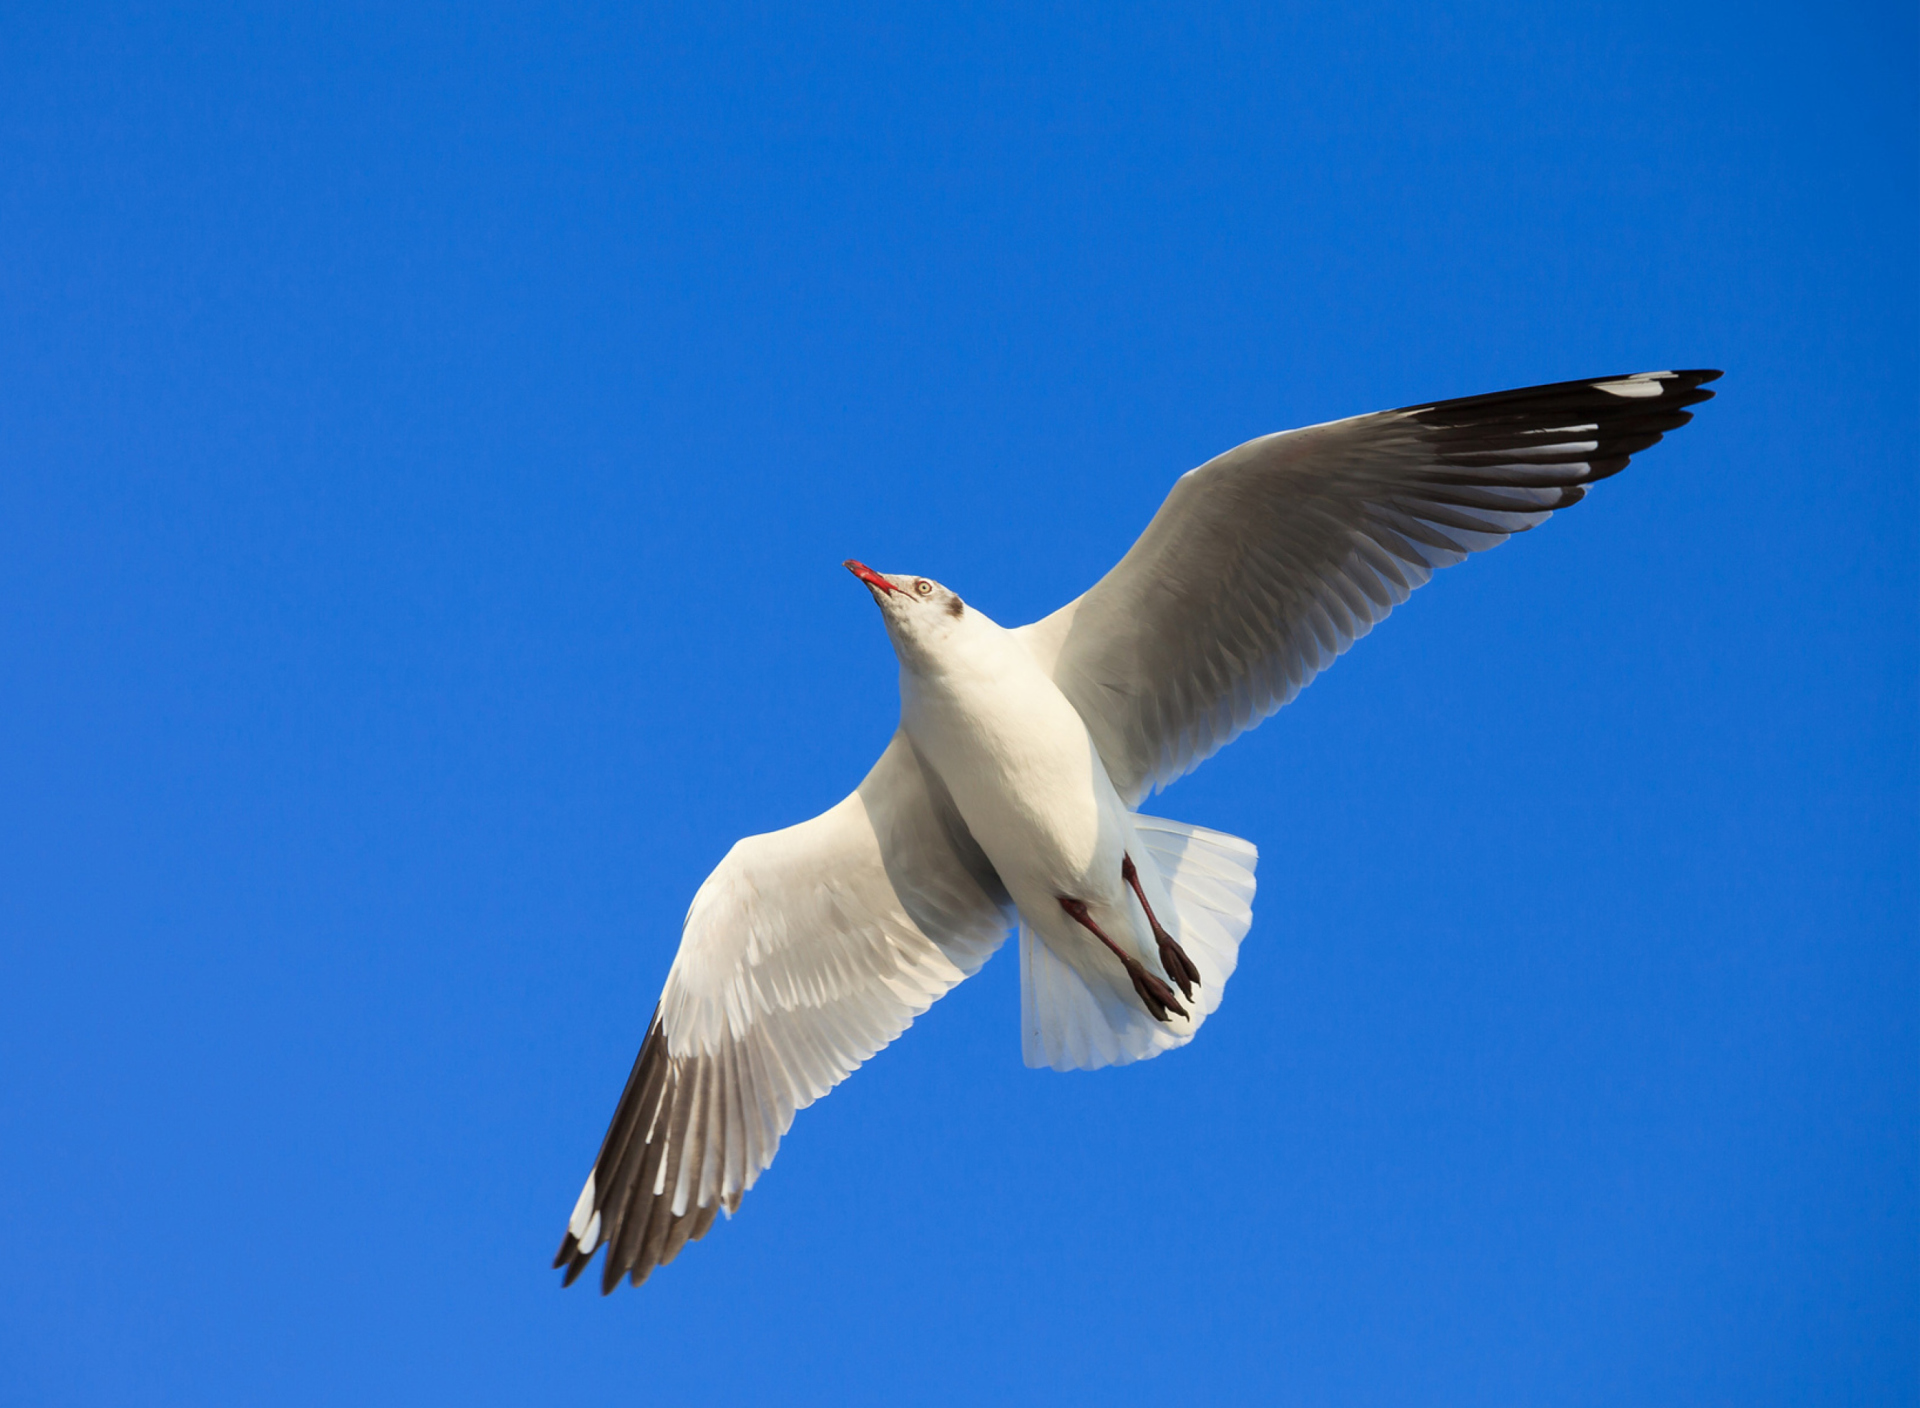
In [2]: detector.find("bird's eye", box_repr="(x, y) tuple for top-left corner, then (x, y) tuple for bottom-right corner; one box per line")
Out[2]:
(915, 579), (932, 595)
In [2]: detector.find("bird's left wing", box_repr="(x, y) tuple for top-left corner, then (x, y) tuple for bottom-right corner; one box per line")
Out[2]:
(554, 731), (1013, 1292)
(1017, 370), (1720, 804)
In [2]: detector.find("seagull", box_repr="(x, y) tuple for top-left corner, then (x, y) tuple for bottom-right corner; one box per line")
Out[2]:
(553, 368), (1721, 1292)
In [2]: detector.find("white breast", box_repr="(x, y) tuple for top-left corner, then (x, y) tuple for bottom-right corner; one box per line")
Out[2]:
(897, 610), (1123, 911)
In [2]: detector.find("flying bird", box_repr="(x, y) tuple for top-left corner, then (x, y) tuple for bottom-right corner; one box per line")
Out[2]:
(554, 368), (1721, 1292)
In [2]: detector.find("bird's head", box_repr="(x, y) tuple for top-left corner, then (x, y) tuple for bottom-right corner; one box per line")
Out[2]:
(844, 560), (969, 664)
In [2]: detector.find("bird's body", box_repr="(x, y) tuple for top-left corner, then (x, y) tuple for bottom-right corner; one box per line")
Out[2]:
(554, 368), (1722, 1292)
(894, 600), (1164, 993)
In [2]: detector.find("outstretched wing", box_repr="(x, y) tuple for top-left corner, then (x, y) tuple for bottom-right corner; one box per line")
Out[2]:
(554, 731), (1013, 1292)
(1018, 370), (1721, 804)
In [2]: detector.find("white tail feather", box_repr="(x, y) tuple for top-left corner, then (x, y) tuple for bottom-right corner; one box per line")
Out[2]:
(1020, 815), (1257, 1071)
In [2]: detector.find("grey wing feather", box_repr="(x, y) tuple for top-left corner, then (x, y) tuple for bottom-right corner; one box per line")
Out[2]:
(554, 731), (1012, 1292)
(1018, 370), (1721, 803)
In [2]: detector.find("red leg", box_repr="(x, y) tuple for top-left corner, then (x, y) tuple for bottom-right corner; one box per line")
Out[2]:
(1122, 853), (1201, 1001)
(1057, 896), (1188, 1022)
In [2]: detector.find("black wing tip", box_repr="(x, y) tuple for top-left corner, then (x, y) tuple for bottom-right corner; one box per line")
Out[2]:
(554, 999), (762, 1296)
(1395, 368), (1720, 489)
(551, 1205), (733, 1295)
(554, 1225), (607, 1289)
(552, 1194), (739, 1295)
(1401, 367), (1724, 420)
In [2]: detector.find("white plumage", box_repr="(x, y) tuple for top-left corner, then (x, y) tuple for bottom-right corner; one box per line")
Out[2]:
(554, 368), (1720, 1292)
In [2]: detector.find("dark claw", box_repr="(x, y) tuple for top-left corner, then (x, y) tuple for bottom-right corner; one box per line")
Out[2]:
(1127, 966), (1163, 1019)
(1059, 893), (1188, 1024)
(1123, 852), (1202, 1002)
(1158, 936), (1201, 1000)
(1127, 959), (1188, 1022)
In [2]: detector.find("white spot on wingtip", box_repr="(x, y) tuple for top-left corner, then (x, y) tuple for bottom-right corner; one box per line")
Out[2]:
(568, 1173), (597, 1241)
(1591, 373), (1672, 398)
(579, 1210), (602, 1252)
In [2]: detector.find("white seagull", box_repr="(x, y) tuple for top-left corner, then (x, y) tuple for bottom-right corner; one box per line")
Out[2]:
(555, 368), (1720, 1292)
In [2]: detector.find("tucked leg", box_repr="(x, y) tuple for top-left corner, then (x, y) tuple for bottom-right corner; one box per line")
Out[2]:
(1057, 896), (1188, 1022)
(1122, 853), (1201, 1001)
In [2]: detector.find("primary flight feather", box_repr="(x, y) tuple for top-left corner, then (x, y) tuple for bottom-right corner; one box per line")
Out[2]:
(554, 368), (1721, 1292)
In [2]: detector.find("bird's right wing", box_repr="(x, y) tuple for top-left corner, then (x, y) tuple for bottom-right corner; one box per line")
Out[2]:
(1018, 370), (1721, 804)
(554, 731), (1013, 1292)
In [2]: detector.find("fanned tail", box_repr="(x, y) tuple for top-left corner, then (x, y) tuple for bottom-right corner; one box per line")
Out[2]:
(1020, 816), (1257, 1071)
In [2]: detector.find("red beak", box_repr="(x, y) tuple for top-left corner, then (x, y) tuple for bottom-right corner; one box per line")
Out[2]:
(844, 560), (899, 595)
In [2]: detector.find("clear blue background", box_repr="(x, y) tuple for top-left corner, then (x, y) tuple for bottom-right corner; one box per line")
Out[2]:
(2, 3), (1913, 1404)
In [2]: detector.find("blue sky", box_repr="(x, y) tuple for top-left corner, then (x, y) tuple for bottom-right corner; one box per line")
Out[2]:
(1, 3), (1913, 1404)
